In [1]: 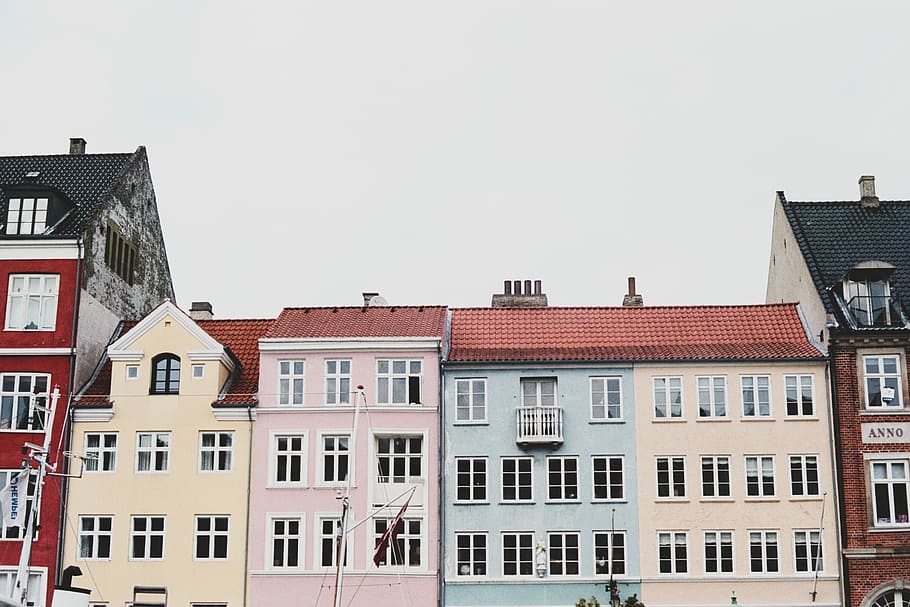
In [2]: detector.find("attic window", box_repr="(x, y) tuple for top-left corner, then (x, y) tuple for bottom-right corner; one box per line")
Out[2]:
(105, 221), (136, 285)
(840, 263), (901, 327)
(5, 198), (48, 235)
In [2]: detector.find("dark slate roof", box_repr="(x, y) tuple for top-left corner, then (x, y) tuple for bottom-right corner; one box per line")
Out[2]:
(0, 151), (136, 237)
(780, 193), (910, 316)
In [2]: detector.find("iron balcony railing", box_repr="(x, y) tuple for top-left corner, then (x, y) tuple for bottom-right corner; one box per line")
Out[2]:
(515, 406), (564, 444)
(844, 294), (910, 328)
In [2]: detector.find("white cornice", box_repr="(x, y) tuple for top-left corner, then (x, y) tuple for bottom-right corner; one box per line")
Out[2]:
(107, 351), (143, 362)
(187, 349), (234, 368)
(213, 407), (256, 421)
(0, 239), (81, 260)
(0, 347), (73, 356)
(259, 337), (441, 352)
(72, 406), (114, 422)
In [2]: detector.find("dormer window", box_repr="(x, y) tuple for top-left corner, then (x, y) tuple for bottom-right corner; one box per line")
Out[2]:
(150, 354), (180, 395)
(838, 262), (907, 328)
(5, 197), (48, 235)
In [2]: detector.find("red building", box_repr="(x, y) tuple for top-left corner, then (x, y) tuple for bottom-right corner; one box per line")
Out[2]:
(0, 139), (173, 605)
(767, 176), (910, 607)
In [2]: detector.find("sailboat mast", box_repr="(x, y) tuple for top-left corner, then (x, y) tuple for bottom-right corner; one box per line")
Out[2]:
(333, 387), (365, 607)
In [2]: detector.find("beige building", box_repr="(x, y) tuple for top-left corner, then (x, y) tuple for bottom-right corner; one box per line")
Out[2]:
(60, 301), (270, 607)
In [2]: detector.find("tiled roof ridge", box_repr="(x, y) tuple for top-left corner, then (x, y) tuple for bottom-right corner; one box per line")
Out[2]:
(0, 151), (134, 160)
(452, 302), (801, 311)
(784, 198), (910, 205)
(280, 305), (446, 311)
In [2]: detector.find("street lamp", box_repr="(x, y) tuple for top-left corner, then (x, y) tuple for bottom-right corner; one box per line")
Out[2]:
(730, 590), (738, 606)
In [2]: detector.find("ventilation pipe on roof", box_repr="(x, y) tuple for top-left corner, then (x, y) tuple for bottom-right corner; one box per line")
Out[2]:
(69, 138), (87, 155)
(859, 175), (879, 208)
(622, 276), (644, 307)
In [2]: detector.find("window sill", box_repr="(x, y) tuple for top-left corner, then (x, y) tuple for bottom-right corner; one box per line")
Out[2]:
(453, 421), (489, 426)
(860, 409), (910, 417)
(589, 418), (626, 424)
(695, 417), (732, 423)
(868, 524), (910, 532)
(454, 500), (489, 505)
(744, 497), (780, 503)
(655, 498), (690, 503)
(740, 417), (775, 422)
(544, 500), (582, 505)
(783, 416), (820, 421)
(314, 482), (357, 489)
(652, 418), (686, 423)
(789, 495), (824, 502)
(699, 497), (734, 503)
(592, 499), (628, 504)
(500, 501), (536, 505)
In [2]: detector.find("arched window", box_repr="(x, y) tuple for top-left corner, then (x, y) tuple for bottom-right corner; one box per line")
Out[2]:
(150, 354), (180, 395)
(863, 580), (910, 607)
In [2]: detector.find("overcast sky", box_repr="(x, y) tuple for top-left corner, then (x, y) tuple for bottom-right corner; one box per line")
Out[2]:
(2, 2), (909, 318)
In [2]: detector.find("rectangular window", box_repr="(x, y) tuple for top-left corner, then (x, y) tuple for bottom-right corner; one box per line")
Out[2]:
(701, 456), (731, 498)
(5, 274), (58, 331)
(130, 515), (165, 560)
(785, 375), (815, 416)
(521, 378), (557, 407)
(502, 532), (534, 576)
(78, 515), (112, 560)
(104, 222), (136, 285)
(592, 456), (624, 501)
(593, 531), (626, 575)
(502, 457), (533, 502)
(325, 359), (351, 405)
(547, 456), (579, 501)
(749, 530), (779, 573)
(789, 455), (820, 497)
(456, 532), (487, 576)
(199, 432), (233, 472)
(278, 360), (305, 406)
(136, 432), (170, 472)
(374, 518), (421, 567)
(191, 364), (204, 379)
(548, 532), (580, 575)
(697, 376), (727, 418)
(319, 517), (345, 568)
(745, 456), (775, 498)
(376, 436), (422, 485)
(703, 530), (733, 574)
(793, 530), (823, 573)
(321, 435), (349, 484)
(657, 456), (686, 498)
(590, 377), (622, 420)
(0, 373), (49, 431)
(456, 457), (487, 502)
(126, 364), (139, 380)
(84, 432), (117, 472)
(864, 355), (903, 409)
(657, 531), (688, 574)
(376, 359), (422, 404)
(456, 378), (486, 422)
(0, 570), (42, 607)
(653, 377), (683, 419)
(274, 434), (306, 485)
(270, 516), (302, 568)
(195, 515), (229, 560)
(0, 470), (36, 539)
(741, 375), (771, 417)
(6, 197), (48, 235)
(871, 460), (910, 526)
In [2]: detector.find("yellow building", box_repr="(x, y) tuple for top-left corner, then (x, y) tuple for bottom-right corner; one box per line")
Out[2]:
(61, 300), (270, 607)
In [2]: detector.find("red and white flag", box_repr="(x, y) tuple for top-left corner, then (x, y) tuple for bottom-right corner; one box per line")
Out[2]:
(373, 496), (411, 566)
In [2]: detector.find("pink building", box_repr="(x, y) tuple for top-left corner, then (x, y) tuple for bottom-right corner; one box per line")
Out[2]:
(247, 302), (446, 606)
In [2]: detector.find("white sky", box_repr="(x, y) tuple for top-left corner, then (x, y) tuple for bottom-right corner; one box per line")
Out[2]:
(3, 2), (910, 318)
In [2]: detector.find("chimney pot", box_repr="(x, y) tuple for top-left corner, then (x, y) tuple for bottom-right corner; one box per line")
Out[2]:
(362, 292), (379, 307)
(524, 280), (532, 295)
(69, 138), (87, 155)
(622, 276), (644, 307)
(859, 175), (880, 208)
(513, 280), (522, 295)
(503, 280), (512, 295)
(492, 279), (548, 307)
(534, 280), (542, 295)
(189, 301), (214, 320)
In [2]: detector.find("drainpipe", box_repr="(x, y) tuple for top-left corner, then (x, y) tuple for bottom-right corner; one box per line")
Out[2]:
(437, 340), (445, 607)
(827, 352), (849, 607)
(243, 404), (254, 607)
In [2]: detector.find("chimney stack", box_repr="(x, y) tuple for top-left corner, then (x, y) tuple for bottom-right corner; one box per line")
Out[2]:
(362, 292), (380, 307)
(622, 276), (644, 307)
(189, 301), (214, 320)
(69, 138), (87, 155)
(859, 175), (879, 208)
(491, 279), (548, 307)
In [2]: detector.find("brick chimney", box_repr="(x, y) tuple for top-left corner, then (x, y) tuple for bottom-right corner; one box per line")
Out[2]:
(491, 279), (548, 307)
(189, 301), (213, 320)
(622, 276), (643, 307)
(69, 138), (87, 155)
(859, 175), (879, 208)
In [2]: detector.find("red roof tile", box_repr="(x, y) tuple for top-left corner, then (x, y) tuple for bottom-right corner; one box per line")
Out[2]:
(447, 304), (823, 362)
(265, 306), (446, 339)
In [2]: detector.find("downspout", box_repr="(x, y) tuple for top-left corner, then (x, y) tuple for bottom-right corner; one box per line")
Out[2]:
(437, 344), (444, 607)
(243, 404), (253, 607)
(828, 350), (850, 607)
(56, 235), (85, 588)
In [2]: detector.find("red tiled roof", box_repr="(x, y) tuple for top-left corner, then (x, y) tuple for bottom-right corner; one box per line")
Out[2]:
(265, 306), (447, 339)
(447, 304), (824, 362)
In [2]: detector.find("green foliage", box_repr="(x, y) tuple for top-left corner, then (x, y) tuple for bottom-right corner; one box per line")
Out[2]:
(575, 597), (601, 607)
(623, 593), (645, 607)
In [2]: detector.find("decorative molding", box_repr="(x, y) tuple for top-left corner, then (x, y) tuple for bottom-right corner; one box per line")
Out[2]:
(212, 407), (256, 421)
(0, 347), (73, 356)
(0, 240), (81, 260)
(107, 350), (143, 362)
(72, 407), (114, 422)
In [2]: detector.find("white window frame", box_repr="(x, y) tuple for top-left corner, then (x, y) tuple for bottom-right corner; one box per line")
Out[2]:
(135, 432), (170, 473)
(5, 273), (58, 331)
(870, 459), (910, 527)
(697, 376), (727, 418)
(0, 372), (50, 432)
(789, 454), (820, 497)
(199, 431), (233, 472)
(700, 455), (731, 499)
(267, 514), (304, 570)
(501, 457), (534, 502)
(653, 377), (683, 419)
(741, 375), (771, 418)
(593, 530), (626, 576)
(455, 457), (487, 503)
(373, 516), (423, 569)
(376, 359), (423, 405)
(863, 354), (904, 409)
(745, 455), (776, 498)
(455, 532), (488, 577)
(703, 530), (734, 574)
(270, 432), (307, 487)
(315, 514), (346, 569)
(5, 197), (48, 235)
(501, 531), (535, 576)
(785, 375), (815, 417)
(375, 435), (424, 487)
(0, 569), (44, 607)
(126, 365), (139, 380)
(318, 433), (350, 485)
(748, 530), (779, 573)
(325, 359), (352, 405)
(547, 531), (580, 576)
(84, 432), (117, 473)
(793, 529), (823, 573)
(129, 515), (166, 561)
(277, 359), (305, 406)
(191, 364), (205, 379)
(455, 378), (487, 423)
(78, 515), (113, 560)
(590, 376), (623, 420)
(657, 531), (688, 574)
(194, 515), (229, 561)
(656, 456), (686, 499)
(547, 456), (579, 502)
(520, 377), (557, 407)
(592, 455), (624, 501)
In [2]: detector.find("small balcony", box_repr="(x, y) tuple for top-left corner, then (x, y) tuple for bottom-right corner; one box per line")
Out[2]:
(516, 406), (564, 445)
(842, 295), (910, 329)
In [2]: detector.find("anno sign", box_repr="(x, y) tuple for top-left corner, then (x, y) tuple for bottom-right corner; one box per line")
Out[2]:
(862, 422), (910, 444)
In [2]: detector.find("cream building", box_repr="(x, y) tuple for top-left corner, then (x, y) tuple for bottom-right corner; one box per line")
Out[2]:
(60, 301), (270, 607)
